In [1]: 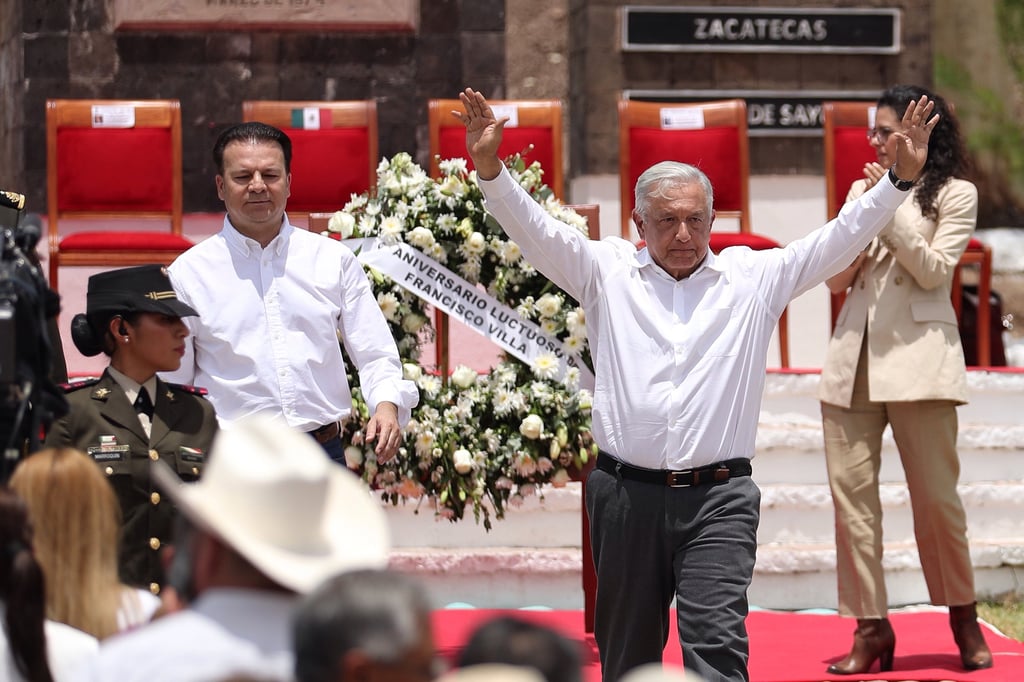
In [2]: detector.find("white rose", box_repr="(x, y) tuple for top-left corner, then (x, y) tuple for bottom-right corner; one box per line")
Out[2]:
(464, 231), (487, 255)
(407, 226), (435, 249)
(453, 448), (474, 474)
(343, 446), (364, 469)
(450, 365), (478, 389)
(519, 413), (544, 440)
(327, 211), (356, 238)
(403, 363), (422, 381)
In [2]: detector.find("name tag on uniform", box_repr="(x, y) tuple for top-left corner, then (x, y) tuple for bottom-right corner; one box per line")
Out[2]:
(178, 446), (205, 463)
(87, 444), (130, 461)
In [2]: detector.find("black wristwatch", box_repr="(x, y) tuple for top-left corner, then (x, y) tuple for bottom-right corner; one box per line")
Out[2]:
(887, 166), (914, 191)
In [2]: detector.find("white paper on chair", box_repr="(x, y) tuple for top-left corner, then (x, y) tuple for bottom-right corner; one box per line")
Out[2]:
(491, 104), (520, 128)
(659, 107), (705, 130)
(90, 105), (136, 128)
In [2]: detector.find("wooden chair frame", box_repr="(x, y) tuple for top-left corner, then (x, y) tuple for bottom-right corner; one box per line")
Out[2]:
(242, 99), (379, 216)
(46, 98), (186, 292)
(822, 100), (993, 365)
(427, 98), (564, 200)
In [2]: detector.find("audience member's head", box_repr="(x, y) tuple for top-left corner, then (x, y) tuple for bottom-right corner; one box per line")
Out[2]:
(152, 414), (391, 597)
(456, 615), (583, 682)
(0, 485), (53, 682)
(439, 664), (544, 682)
(10, 447), (126, 640)
(292, 568), (435, 682)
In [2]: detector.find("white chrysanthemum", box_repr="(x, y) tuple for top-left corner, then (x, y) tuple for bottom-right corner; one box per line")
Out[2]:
(378, 216), (405, 244)
(435, 213), (458, 234)
(563, 335), (585, 355)
(498, 240), (522, 265)
(463, 232), (487, 256)
(417, 374), (442, 399)
(492, 388), (516, 416)
(439, 157), (469, 176)
(517, 297), (536, 318)
(536, 293), (562, 318)
(410, 195), (429, 214)
(532, 353), (560, 381)
(566, 309), (585, 333)
(357, 214), (377, 235)
(377, 292), (400, 321)
(428, 242), (448, 264)
(413, 431), (434, 457)
(458, 258), (482, 282)
(540, 319), (560, 336)
(364, 201), (381, 217)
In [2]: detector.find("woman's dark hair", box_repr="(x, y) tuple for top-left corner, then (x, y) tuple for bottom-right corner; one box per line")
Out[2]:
(0, 486), (54, 682)
(70, 311), (142, 358)
(877, 84), (971, 221)
(212, 121), (293, 174)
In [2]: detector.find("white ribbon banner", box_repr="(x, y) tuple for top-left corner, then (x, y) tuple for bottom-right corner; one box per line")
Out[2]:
(350, 240), (595, 390)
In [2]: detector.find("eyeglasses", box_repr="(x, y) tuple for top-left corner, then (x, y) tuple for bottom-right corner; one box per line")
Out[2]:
(866, 127), (895, 143)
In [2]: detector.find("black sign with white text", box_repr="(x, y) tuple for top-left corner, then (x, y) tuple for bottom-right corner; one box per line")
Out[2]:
(622, 6), (901, 54)
(624, 90), (880, 137)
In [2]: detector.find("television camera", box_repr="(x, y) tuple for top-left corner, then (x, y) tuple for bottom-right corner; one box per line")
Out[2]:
(1, 189), (67, 482)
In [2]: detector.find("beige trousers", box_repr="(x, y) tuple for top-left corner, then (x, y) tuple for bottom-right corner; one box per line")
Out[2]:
(821, 344), (976, 618)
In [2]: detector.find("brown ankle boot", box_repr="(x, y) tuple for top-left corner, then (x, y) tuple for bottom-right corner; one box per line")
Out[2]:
(827, 617), (896, 675)
(949, 603), (994, 670)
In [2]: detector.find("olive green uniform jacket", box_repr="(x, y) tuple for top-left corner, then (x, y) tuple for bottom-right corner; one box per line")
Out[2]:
(44, 370), (218, 594)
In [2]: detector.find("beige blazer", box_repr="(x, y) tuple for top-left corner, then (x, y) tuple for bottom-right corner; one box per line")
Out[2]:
(819, 177), (977, 408)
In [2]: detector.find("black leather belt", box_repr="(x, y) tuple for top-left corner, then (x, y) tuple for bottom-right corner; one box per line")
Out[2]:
(308, 421), (340, 444)
(596, 451), (751, 488)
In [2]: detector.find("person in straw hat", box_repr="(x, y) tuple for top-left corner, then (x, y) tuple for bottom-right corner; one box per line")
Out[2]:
(44, 264), (218, 596)
(80, 414), (391, 682)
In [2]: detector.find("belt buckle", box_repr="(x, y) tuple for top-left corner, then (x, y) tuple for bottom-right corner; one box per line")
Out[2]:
(666, 469), (694, 488)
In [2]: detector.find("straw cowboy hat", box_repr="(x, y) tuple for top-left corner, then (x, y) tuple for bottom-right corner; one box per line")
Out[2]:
(152, 414), (390, 594)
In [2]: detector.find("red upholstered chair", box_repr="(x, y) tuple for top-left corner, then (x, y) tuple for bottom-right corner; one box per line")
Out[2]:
(427, 98), (564, 200)
(241, 100), (379, 216)
(822, 100), (994, 365)
(427, 98), (565, 375)
(618, 98), (789, 367)
(46, 99), (191, 292)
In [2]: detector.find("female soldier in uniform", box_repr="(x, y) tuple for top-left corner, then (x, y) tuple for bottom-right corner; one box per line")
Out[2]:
(44, 264), (218, 597)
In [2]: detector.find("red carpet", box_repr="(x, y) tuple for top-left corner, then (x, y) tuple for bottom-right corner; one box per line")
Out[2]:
(432, 608), (1024, 682)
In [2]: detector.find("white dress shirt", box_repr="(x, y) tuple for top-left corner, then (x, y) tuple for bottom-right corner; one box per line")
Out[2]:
(479, 167), (910, 469)
(78, 589), (295, 682)
(165, 216), (417, 430)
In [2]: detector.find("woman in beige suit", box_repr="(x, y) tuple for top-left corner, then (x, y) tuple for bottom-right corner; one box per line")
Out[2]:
(819, 85), (992, 675)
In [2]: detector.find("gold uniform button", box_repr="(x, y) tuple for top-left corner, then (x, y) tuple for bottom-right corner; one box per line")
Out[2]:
(105, 466), (114, 475)
(149, 582), (160, 595)
(192, 467), (199, 475)
(150, 492), (161, 505)
(149, 537), (161, 550)
(894, 275), (904, 285)
(149, 450), (159, 461)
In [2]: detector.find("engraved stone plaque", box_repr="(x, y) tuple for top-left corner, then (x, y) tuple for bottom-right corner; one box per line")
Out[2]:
(113, 0), (419, 32)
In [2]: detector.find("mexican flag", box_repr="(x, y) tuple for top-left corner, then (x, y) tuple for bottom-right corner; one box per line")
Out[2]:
(290, 108), (334, 130)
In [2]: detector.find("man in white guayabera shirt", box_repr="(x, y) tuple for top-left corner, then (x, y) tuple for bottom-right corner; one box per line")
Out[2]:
(453, 87), (937, 682)
(164, 122), (417, 463)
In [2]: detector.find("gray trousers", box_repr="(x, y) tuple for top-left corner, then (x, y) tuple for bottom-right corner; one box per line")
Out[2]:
(585, 466), (760, 682)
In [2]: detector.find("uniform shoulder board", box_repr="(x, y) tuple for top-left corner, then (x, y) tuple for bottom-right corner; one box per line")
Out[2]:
(59, 377), (101, 393)
(166, 383), (210, 397)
